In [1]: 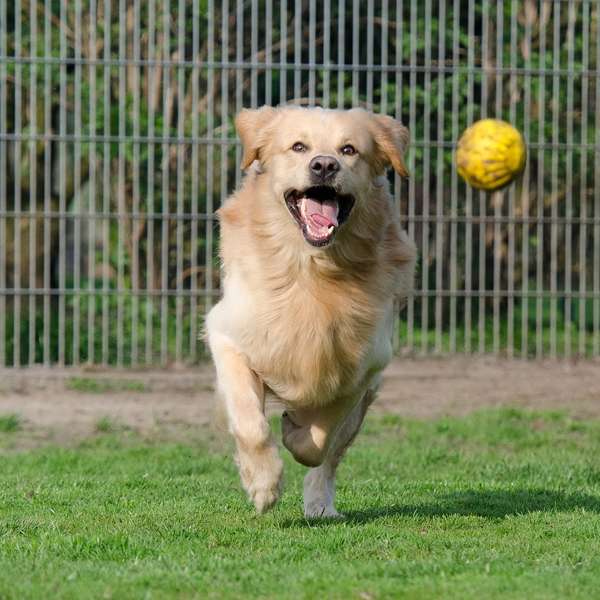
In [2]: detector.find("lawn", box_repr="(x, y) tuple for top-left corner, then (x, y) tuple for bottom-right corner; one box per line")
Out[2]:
(1, 409), (599, 599)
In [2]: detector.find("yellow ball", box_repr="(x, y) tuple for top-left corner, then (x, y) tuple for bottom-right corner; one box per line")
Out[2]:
(456, 119), (527, 191)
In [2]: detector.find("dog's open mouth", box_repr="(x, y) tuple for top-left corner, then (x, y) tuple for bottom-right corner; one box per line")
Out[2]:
(284, 186), (355, 247)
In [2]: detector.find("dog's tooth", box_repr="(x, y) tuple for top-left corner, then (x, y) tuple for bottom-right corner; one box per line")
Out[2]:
(335, 201), (340, 217)
(328, 225), (334, 235)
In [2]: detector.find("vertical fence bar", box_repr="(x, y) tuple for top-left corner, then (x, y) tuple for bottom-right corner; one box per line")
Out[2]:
(592, 2), (600, 355)
(190, 0), (200, 361)
(351, 0), (359, 107)
(408, 1), (419, 352)
(380, 0), (388, 116)
(28, 0), (38, 366)
(251, 0), (258, 107)
(479, 0), (490, 355)
(507, 0), (518, 357)
(309, 0), (316, 106)
(434, 0), (446, 354)
(175, 0), (186, 364)
(421, 0), (431, 353)
(280, 0), (288, 105)
(235, 0), (243, 185)
(492, 0), (503, 357)
(578, 0), (591, 357)
(88, 0), (98, 364)
(145, 0), (157, 364)
(564, 2), (576, 358)
(220, 0), (230, 298)
(13, 0), (23, 367)
(399, 0), (415, 352)
(323, 0), (331, 109)
(579, 1), (589, 357)
(337, 0), (345, 108)
(366, 0), (374, 110)
(294, 0), (302, 100)
(521, 0), (533, 358)
(131, 0), (141, 366)
(73, 0), (83, 366)
(449, 0), (460, 353)
(536, 3), (547, 358)
(266, 0), (273, 105)
(116, 0), (127, 367)
(0, 0), (7, 366)
(549, 1), (560, 359)
(467, 1), (479, 353)
(102, 0), (111, 365)
(160, 0), (171, 366)
(383, 0), (397, 348)
(465, 1), (477, 354)
(43, 0), (52, 366)
(563, 3), (575, 358)
(58, 0), (67, 365)
(205, 1), (216, 318)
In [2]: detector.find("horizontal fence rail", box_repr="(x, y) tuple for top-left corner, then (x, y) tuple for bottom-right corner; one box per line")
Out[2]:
(0, 0), (599, 366)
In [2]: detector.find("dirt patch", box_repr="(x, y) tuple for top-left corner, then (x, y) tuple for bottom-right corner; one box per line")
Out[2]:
(0, 356), (598, 444)
(376, 355), (600, 418)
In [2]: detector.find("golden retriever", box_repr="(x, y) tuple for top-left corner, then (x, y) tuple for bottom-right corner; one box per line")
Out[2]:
(205, 105), (416, 517)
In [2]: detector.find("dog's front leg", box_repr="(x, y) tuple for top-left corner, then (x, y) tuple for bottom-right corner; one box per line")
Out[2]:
(209, 331), (284, 514)
(302, 387), (378, 518)
(280, 382), (371, 470)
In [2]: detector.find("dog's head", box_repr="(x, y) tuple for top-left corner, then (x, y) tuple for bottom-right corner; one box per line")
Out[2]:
(235, 106), (409, 248)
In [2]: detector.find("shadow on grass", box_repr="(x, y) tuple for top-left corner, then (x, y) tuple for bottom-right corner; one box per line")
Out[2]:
(281, 488), (600, 528)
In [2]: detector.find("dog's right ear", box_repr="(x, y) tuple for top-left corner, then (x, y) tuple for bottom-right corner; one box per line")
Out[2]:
(236, 106), (280, 170)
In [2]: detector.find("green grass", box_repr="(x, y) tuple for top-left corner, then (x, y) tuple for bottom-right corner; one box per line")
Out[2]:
(91, 415), (120, 434)
(66, 378), (150, 394)
(1, 409), (600, 599)
(0, 413), (22, 433)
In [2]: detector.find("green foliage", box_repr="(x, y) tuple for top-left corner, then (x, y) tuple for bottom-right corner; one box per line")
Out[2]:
(93, 415), (118, 433)
(66, 378), (149, 393)
(0, 413), (22, 433)
(400, 293), (598, 357)
(3, 291), (209, 366)
(0, 410), (599, 598)
(92, 414), (119, 433)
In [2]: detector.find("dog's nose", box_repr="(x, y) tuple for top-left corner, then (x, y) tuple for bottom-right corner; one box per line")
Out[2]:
(309, 155), (340, 182)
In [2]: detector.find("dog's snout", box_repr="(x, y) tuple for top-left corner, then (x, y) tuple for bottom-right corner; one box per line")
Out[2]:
(309, 155), (340, 182)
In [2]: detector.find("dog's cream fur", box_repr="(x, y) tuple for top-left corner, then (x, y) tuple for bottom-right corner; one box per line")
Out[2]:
(206, 106), (417, 517)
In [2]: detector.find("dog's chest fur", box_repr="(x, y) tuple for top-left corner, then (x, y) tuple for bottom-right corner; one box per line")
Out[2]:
(254, 275), (385, 404)
(221, 243), (394, 406)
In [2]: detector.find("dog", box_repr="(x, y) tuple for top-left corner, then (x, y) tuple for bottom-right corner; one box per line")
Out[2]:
(205, 105), (417, 517)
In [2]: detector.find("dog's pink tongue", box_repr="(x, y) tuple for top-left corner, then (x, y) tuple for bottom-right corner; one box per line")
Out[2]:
(305, 197), (338, 228)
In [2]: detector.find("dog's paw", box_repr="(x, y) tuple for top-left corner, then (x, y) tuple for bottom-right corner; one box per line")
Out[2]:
(251, 484), (283, 515)
(302, 468), (342, 518)
(238, 447), (285, 515)
(304, 502), (344, 519)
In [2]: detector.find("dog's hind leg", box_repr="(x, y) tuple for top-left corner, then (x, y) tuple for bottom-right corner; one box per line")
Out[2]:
(302, 386), (378, 518)
(209, 331), (284, 514)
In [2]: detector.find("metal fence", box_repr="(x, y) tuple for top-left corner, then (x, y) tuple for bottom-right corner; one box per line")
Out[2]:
(1, 0), (599, 367)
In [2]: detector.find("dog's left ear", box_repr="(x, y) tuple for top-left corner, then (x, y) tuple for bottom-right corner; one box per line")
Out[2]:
(370, 113), (410, 178)
(236, 106), (280, 170)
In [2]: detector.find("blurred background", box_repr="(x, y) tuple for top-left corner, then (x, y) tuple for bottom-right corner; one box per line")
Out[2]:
(0, 0), (599, 367)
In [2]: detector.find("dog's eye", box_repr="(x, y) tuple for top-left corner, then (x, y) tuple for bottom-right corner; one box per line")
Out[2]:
(341, 145), (357, 156)
(292, 142), (307, 153)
